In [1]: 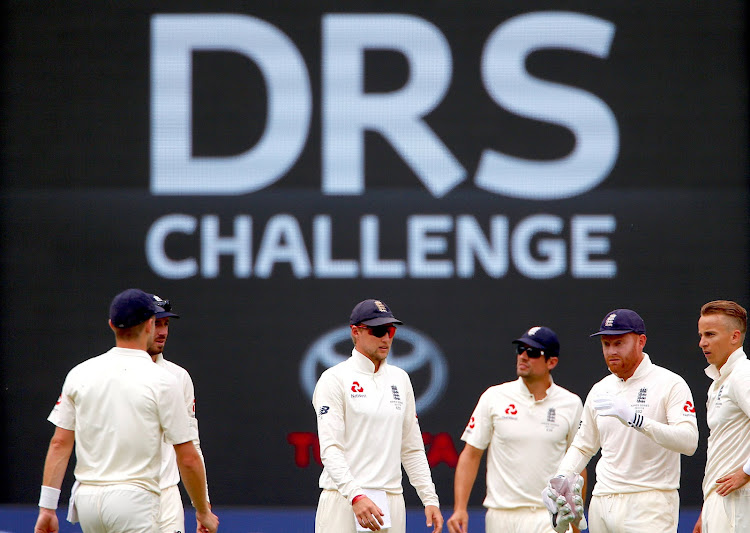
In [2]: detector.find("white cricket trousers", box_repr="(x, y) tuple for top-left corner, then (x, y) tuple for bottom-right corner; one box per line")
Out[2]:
(75, 483), (160, 533)
(702, 488), (750, 533)
(157, 484), (185, 533)
(587, 490), (678, 533)
(315, 489), (407, 533)
(486, 507), (563, 533)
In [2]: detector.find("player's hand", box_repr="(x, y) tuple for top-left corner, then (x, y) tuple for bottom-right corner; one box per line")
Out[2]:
(446, 509), (468, 533)
(196, 508), (219, 533)
(353, 496), (385, 531)
(715, 467), (750, 496)
(34, 508), (59, 533)
(544, 474), (586, 533)
(593, 393), (640, 427)
(692, 512), (702, 533)
(425, 505), (443, 533)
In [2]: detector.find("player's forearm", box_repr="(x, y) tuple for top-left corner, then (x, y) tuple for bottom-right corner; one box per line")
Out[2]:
(320, 444), (362, 501)
(556, 445), (591, 477)
(42, 428), (75, 488)
(175, 442), (211, 513)
(639, 419), (698, 455)
(402, 450), (440, 507)
(452, 446), (482, 511)
(191, 423), (210, 501)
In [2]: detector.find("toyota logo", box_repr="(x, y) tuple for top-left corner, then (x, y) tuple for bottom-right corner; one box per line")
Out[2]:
(299, 326), (448, 414)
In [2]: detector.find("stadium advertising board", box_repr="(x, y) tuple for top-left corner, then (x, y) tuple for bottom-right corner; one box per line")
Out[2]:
(1, 2), (746, 509)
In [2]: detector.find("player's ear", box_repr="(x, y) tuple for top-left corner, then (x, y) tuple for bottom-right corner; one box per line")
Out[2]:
(546, 356), (559, 371)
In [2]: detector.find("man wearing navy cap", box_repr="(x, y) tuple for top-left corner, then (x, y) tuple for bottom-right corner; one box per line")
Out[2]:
(145, 294), (211, 533)
(548, 309), (698, 533)
(313, 299), (443, 533)
(34, 289), (218, 533)
(447, 326), (585, 533)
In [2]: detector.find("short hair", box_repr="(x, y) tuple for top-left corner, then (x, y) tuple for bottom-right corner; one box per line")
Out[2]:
(113, 319), (150, 341)
(701, 300), (747, 335)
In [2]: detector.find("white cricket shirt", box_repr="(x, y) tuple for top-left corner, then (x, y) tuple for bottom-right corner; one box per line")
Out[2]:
(313, 348), (439, 506)
(559, 354), (698, 495)
(153, 353), (207, 493)
(48, 347), (197, 494)
(703, 348), (750, 498)
(461, 377), (583, 509)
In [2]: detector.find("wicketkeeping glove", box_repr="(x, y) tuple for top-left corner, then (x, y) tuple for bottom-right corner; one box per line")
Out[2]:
(593, 392), (643, 428)
(542, 474), (586, 533)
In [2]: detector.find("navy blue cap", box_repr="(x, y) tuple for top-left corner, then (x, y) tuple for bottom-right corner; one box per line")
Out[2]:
(512, 326), (560, 357)
(590, 309), (646, 336)
(149, 294), (180, 319)
(109, 289), (159, 328)
(349, 299), (403, 326)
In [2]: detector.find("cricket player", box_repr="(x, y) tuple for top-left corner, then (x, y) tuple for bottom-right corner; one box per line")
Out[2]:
(34, 289), (218, 533)
(447, 326), (584, 533)
(313, 298), (443, 532)
(693, 300), (750, 533)
(548, 308), (698, 533)
(147, 294), (210, 533)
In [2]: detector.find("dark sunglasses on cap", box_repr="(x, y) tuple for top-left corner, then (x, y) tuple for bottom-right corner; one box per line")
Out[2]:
(355, 324), (397, 338)
(516, 344), (545, 359)
(155, 298), (172, 312)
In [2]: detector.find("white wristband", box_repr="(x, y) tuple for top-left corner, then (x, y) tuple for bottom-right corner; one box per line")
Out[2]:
(39, 485), (61, 510)
(743, 457), (750, 476)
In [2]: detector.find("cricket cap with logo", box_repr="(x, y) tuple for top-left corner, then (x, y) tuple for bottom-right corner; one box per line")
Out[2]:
(512, 326), (560, 357)
(349, 299), (403, 326)
(148, 293), (180, 319)
(109, 288), (159, 329)
(590, 309), (646, 336)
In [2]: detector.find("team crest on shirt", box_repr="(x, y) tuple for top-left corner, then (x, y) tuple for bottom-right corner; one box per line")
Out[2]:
(542, 408), (560, 432)
(634, 387), (649, 412)
(390, 385), (403, 410)
(713, 385), (726, 409)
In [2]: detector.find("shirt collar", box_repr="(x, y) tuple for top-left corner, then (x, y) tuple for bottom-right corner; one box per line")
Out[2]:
(705, 347), (746, 380)
(517, 376), (555, 400)
(110, 346), (152, 359)
(351, 348), (387, 374)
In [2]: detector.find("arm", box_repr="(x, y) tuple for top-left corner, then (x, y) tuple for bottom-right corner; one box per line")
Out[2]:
(447, 444), (483, 533)
(595, 379), (698, 455)
(400, 378), (442, 532)
(639, 419), (698, 455)
(556, 396), (599, 477)
(692, 511), (702, 533)
(183, 371), (209, 502)
(400, 378), (440, 508)
(715, 366), (750, 496)
(570, 468), (587, 533)
(34, 427), (75, 533)
(174, 442), (219, 533)
(313, 372), (362, 501)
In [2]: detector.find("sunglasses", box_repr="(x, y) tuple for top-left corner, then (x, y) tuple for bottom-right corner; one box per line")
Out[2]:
(154, 299), (172, 312)
(355, 324), (397, 338)
(516, 344), (545, 359)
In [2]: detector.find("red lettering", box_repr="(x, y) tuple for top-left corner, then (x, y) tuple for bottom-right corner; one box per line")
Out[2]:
(423, 432), (459, 468)
(287, 432), (321, 467)
(289, 431), (459, 468)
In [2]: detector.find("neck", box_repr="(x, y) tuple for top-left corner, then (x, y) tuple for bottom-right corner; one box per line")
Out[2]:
(522, 375), (552, 400)
(116, 339), (148, 351)
(366, 354), (382, 372)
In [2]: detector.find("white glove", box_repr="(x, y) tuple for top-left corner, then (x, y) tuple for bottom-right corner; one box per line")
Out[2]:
(593, 393), (643, 428)
(542, 474), (586, 533)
